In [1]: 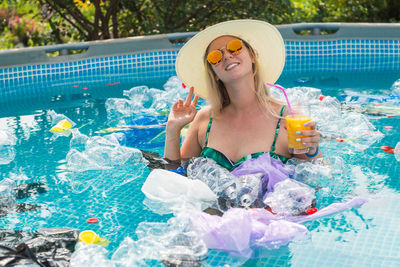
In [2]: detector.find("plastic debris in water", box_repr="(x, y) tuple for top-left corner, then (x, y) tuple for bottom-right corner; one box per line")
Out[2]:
(48, 110), (76, 138)
(0, 130), (17, 165)
(78, 230), (110, 246)
(0, 178), (16, 206)
(305, 208), (318, 215)
(87, 218), (99, 224)
(50, 119), (72, 133)
(380, 145), (395, 154)
(394, 142), (400, 161)
(263, 179), (316, 217)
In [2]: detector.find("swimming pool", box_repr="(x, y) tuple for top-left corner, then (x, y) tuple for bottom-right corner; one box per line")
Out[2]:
(1, 23), (400, 266)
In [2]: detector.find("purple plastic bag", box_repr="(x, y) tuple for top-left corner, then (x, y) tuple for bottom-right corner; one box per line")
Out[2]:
(187, 197), (369, 257)
(231, 153), (292, 193)
(188, 208), (252, 255)
(187, 208), (308, 257)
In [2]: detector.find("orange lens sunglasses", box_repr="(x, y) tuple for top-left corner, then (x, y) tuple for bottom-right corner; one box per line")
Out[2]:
(207, 39), (243, 65)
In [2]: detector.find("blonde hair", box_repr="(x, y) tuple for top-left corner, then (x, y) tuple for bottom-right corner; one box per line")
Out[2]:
(204, 37), (283, 117)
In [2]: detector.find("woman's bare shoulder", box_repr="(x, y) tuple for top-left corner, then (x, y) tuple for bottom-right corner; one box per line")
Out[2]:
(193, 105), (212, 123)
(269, 101), (287, 116)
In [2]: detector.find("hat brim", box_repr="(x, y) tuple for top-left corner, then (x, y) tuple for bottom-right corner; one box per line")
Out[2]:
(175, 19), (285, 99)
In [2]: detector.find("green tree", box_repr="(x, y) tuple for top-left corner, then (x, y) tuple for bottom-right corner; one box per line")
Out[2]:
(2, 0), (400, 49)
(37, 0), (120, 40)
(289, 0), (400, 23)
(36, 0), (293, 40)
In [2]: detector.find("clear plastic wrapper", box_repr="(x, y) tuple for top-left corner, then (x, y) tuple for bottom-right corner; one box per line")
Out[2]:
(391, 78), (400, 96)
(0, 130), (16, 165)
(66, 132), (145, 172)
(0, 178), (16, 206)
(263, 179), (316, 216)
(111, 215), (208, 266)
(71, 242), (115, 267)
(394, 142), (400, 162)
(141, 169), (217, 213)
(106, 76), (192, 126)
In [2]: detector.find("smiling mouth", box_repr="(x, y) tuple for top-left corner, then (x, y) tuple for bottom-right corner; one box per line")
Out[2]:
(225, 63), (239, 71)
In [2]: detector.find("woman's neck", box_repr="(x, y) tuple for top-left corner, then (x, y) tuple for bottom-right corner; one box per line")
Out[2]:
(224, 76), (260, 115)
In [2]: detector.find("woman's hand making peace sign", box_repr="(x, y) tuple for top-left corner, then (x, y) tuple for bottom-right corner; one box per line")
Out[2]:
(167, 87), (199, 131)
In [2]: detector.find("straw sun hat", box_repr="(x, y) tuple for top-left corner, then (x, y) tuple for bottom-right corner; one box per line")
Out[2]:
(175, 19), (286, 99)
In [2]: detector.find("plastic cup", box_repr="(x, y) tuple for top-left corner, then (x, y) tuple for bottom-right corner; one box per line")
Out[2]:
(285, 105), (312, 154)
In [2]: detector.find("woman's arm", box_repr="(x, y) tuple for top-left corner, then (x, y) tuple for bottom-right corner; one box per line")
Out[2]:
(180, 107), (210, 160)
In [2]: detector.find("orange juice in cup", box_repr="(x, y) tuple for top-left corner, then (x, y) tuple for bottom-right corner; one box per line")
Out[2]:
(285, 106), (312, 154)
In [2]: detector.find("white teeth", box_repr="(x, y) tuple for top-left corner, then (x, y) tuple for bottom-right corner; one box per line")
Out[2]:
(226, 63), (239, 71)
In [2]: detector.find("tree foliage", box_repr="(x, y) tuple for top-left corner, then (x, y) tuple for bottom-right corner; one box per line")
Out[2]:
(289, 0), (400, 23)
(1, 0), (399, 49)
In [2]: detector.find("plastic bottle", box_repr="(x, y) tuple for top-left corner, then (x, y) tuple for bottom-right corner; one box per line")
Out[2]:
(186, 157), (237, 200)
(236, 174), (262, 207)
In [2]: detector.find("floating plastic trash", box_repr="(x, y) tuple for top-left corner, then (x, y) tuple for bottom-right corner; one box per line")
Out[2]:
(105, 77), (200, 126)
(187, 208), (308, 256)
(339, 93), (400, 105)
(1, 227), (79, 266)
(186, 157), (237, 200)
(380, 145), (395, 154)
(0, 178), (16, 206)
(141, 169), (217, 212)
(78, 230), (110, 246)
(391, 78), (400, 96)
(236, 174), (263, 207)
(107, 215), (208, 266)
(0, 130), (16, 165)
(50, 119), (73, 133)
(395, 142), (400, 161)
(87, 218), (99, 224)
(186, 197), (369, 257)
(263, 179), (316, 216)
(70, 241), (113, 266)
(231, 153), (293, 194)
(48, 110), (76, 138)
(66, 132), (145, 172)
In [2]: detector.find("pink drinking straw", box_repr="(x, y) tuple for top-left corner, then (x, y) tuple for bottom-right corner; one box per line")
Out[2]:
(266, 83), (294, 117)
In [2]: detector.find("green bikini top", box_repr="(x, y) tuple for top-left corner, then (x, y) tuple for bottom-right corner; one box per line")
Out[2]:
(199, 106), (289, 171)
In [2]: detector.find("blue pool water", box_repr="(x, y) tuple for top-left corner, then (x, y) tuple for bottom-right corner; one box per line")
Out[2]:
(1, 41), (400, 266)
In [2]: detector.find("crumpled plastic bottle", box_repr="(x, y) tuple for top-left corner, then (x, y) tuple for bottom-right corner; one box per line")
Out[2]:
(186, 157), (237, 200)
(236, 173), (263, 207)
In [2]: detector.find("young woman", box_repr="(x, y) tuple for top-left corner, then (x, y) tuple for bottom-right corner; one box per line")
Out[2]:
(165, 20), (321, 171)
